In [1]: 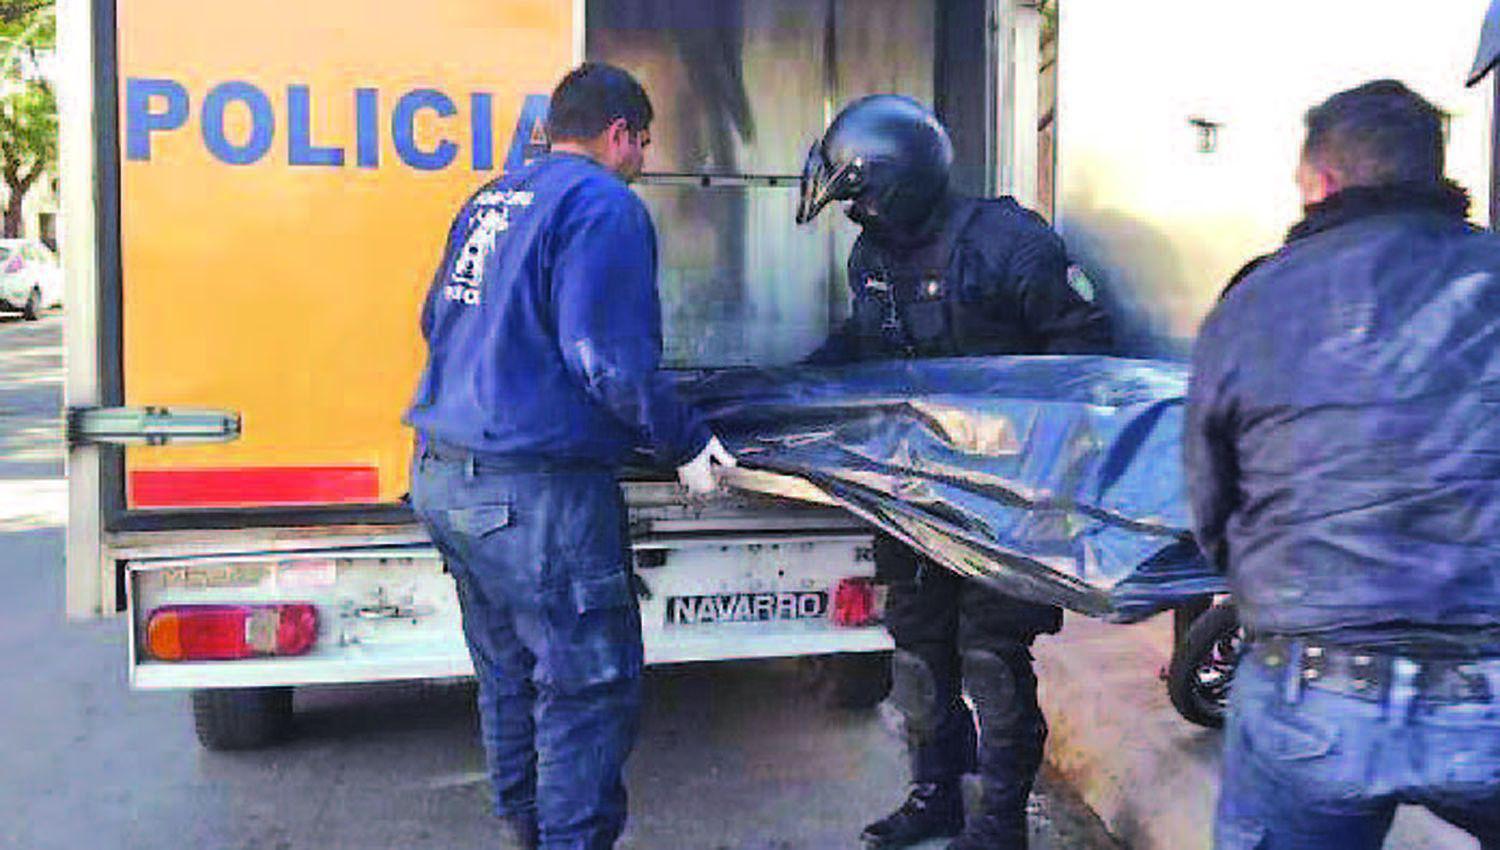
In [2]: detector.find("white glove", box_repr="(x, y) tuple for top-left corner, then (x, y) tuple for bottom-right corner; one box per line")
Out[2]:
(676, 436), (738, 495)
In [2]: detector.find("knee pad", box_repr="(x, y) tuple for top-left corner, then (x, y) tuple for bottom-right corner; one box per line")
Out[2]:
(962, 648), (1028, 733)
(888, 649), (944, 737)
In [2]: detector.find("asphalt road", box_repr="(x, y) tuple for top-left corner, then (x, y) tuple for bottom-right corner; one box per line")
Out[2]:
(0, 313), (1120, 850)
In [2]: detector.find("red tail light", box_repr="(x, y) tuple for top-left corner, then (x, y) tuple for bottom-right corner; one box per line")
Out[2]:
(832, 578), (883, 627)
(146, 604), (319, 661)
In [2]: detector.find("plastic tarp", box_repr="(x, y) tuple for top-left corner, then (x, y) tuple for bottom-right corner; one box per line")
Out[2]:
(678, 356), (1226, 623)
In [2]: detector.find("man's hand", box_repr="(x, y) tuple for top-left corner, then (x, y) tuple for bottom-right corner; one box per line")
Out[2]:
(677, 436), (738, 495)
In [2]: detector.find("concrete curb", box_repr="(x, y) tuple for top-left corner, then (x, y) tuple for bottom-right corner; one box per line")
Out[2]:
(1033, 614), (1478, 850)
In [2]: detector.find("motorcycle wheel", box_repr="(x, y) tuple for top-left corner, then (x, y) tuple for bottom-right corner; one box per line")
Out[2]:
(1167, 601), (1242, 728)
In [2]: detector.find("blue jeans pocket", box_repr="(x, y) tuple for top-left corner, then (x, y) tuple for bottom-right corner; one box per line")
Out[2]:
(1249, 707), (1338, 762)
(1242, 700), (1375, 808)
(540, 563), (642, 693)
(1420, 702), (1500, 788)
(572, 569), (633, 613)
(447, 503), (513, 537)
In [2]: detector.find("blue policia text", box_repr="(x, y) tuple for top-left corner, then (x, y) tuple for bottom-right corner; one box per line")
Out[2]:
(124, 78), (550, 172)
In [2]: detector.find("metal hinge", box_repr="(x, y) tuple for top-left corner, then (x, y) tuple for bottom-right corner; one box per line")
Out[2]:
(66, 406), (241, 447)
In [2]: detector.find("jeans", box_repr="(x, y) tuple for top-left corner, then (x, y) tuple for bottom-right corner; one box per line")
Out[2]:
(1215, 645), (1500, 850)
(411, 449), (643, 850)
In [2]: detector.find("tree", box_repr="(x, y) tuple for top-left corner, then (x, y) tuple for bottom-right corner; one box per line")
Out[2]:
(0, 2), (50, 24)
(0, 81), (54, 237)
(0, 3), (53, 238)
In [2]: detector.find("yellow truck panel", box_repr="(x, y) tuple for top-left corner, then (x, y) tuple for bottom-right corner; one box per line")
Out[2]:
(116, 0), (574, 508)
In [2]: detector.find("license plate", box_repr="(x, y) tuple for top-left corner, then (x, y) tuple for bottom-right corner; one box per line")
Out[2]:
(666, 591), (829, 625)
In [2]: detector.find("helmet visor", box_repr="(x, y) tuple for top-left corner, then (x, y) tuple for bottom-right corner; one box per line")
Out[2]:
(796, 141), (834, 225)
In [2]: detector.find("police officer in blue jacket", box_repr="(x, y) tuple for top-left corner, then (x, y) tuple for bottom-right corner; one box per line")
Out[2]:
(405, 63), (735, 850)
(798, 95), (1111, 850)
(1188, 80), (1500, 850)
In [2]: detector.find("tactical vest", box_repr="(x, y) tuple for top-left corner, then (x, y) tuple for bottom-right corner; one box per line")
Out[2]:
(847, 198), (1039, 360)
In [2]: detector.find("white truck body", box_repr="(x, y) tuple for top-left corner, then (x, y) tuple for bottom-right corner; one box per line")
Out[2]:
(57, 0), (1493, 743)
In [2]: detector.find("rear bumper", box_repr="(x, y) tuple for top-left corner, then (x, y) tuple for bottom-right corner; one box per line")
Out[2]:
(130, 625), (893, 689)
(126, 528), (892, 690)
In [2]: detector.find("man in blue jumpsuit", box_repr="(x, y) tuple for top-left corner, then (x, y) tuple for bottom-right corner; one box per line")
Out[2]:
(1188, 80), (1500, 850)
(405, 63), (735, 850)
(798, 95), (1111, 850)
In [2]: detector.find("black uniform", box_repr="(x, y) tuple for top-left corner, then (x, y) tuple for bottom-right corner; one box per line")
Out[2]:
(816, 193), (1110, 848)
(797, 93), (1109, 849)
(812, 195), (1108, 364)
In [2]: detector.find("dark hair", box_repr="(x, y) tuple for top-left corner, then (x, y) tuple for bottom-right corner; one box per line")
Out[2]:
(545, 62), (654, 142)
(1303, 80), (1446, 187)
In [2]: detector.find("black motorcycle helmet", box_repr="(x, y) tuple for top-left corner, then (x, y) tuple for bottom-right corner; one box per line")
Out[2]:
(796, 94), (954, 231)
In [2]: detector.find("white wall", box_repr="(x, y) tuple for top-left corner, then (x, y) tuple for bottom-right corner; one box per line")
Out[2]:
(1056, 0), (1493, 353)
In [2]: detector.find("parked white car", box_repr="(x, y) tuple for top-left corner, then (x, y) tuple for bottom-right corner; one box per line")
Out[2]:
(0, 239), (61, 320)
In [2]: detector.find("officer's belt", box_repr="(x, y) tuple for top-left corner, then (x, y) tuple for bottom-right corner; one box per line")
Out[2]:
(1251, 637), (1500, 704)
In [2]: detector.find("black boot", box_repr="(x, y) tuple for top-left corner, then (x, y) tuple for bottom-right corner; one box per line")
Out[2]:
(861, 782), (966, 849)
(943, 804), (1028, 850)
(940, 768), (1032, 850)
(947, 645), (1044, 850)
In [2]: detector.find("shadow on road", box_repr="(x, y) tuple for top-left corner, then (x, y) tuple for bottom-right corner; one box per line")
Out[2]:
(293, 681), (480, 745)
